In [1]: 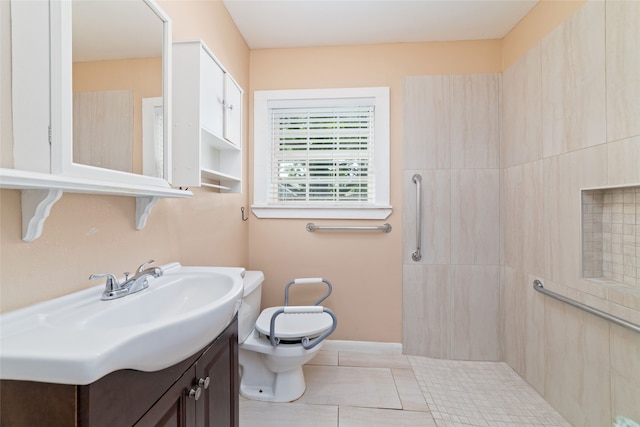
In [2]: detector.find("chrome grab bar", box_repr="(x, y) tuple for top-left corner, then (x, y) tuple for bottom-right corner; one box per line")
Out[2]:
(306, 223), (391, 233)
(412, 174), (422, 261)
(533, 280), (640, 334)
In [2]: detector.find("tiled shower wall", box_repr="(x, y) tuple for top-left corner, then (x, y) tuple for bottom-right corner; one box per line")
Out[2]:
(583, 187), (640, 288)
(502, 0), (640, 425)
(402, 0), (639, 424)
(402, 73), (502, 361)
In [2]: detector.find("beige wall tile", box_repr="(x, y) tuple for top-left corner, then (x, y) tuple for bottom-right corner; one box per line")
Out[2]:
(499, 170), (505, 266)
(403, 76), (450, 170)
(606, 0), (640, 142)
(504, 165), (523, 270)
(502, 44), (543, 168)
(543, 293), (611, 426)
(450, 265), (501, 360)
(608, 135), (640, 185)
(524, 273), (546, 395)
(520, 161), (545, 277)
(451, 169), (501, 265)
(502, 266), (526, 376)
(543, 145), (608, 289)
(404, 74), (502, 361)
(541, 0), (606, 157)
(504, 161), (545, 277)
(500, 1), (640, 423)
(503, 268), (548, 398)
(450, 74), (501, 169)
(402, 264), (451, 359)
(610, 324), (640, 422)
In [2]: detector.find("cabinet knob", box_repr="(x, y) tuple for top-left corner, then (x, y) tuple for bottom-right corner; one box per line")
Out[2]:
(198, 376), (210, 389)
(188, 386), (202, 400)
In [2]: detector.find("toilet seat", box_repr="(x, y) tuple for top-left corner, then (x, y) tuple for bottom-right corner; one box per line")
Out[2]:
(255, 306), (334, 340)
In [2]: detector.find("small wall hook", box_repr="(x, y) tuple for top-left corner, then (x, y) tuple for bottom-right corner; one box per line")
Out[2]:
(241, 207), (248, 221)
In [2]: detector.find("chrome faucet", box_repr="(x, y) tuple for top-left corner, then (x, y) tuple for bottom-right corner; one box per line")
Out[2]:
(90, 260), (163, 301)
(127, 259), (163, 291)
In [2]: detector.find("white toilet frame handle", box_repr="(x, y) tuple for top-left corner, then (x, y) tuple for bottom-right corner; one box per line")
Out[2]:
(268, 306), (338, 350)
(284, 278), (333, 306)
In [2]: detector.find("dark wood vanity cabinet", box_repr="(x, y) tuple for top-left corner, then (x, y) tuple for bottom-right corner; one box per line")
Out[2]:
(1, 317), (239, 427)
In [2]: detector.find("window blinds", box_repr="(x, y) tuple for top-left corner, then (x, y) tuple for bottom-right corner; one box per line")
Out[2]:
(268, 105), (375, 204)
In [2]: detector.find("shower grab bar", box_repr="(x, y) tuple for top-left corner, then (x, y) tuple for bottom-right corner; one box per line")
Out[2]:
(411, 174), (422, 261)
(306, 223), (392, 233)
(533, 280), (640, 334)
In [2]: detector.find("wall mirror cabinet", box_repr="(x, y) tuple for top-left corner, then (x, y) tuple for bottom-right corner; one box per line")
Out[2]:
(1, 0), (191, 242)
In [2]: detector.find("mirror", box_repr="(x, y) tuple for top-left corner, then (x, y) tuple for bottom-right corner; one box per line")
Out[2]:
(71, 0), (165, 179)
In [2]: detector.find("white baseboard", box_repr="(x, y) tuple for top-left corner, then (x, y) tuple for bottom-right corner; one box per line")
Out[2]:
(323, 340), (403, 354)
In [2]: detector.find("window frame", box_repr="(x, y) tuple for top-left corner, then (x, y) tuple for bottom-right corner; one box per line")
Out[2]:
(252, 87), (391, 219)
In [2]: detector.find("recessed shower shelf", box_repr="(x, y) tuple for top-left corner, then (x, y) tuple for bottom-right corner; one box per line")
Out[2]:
(582, 184), (640, 290)
(0, 168), (192, 242)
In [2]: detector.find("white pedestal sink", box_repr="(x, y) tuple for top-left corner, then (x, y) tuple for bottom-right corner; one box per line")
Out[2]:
(0, 263), (244, 385)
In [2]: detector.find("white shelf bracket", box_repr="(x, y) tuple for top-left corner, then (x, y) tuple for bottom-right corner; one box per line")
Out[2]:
(135, 196), (160, 230)
(21, 189), (64, 242)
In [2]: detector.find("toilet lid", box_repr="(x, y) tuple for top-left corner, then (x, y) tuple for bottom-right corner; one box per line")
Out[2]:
(255, 306), (334, 340)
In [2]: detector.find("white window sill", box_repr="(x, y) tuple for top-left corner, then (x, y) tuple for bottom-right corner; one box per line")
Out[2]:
(251, 205), (393, 219)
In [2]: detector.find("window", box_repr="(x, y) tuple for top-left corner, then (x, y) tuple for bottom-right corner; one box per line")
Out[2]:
(253, 87), (391, 219)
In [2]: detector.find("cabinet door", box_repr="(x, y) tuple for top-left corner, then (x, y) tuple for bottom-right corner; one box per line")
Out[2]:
(134, 369), (197, 427)
(200, 49), (225, 137)
(196, 323), (239, 427)
(223, 74), (242, 146)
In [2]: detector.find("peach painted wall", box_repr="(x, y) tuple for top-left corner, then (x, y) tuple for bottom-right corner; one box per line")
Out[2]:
(502, 0), (586, 69)
(248, 41), (502, 342)
(0, 1), (250, 313)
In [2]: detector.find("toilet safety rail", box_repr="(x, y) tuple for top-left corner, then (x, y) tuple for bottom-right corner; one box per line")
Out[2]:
(284, 277), (332, 306)
(269, 278), (337, 349)
(268, 306), (338, 350)
(533, 280), (640, 334)
(411, 174), (422, 261)
(306, 223), (392, 233)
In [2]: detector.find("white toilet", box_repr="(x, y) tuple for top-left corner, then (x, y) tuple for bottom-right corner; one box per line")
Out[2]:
(238, 271), (337, 402)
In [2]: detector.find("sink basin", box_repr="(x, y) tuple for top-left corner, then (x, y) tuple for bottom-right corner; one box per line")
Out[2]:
(0, 263), (244, 385)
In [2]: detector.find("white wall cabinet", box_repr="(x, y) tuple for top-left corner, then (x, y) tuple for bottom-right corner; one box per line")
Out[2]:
(223, 74), (243, 146)
(172, 41), (243, 192)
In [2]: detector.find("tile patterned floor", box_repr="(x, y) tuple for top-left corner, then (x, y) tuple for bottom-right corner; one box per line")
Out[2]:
(239, 349), (570, 427)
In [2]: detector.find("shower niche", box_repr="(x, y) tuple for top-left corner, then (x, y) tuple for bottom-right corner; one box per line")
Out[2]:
(582, 185), (640, 290)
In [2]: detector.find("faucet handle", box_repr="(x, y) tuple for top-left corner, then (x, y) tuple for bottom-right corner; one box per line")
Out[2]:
(137, 259), (156, 273)
(89, 273), (120, 291)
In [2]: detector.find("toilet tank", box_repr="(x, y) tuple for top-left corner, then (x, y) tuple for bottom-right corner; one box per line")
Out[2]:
(238, 270), (265, 343)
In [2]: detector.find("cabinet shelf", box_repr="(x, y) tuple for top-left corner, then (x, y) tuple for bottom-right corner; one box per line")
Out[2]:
(201, 168), (241, 193)
(201, 168), (241, 183)
(0, 168), (192, 241)
(201, 127), (240, 151)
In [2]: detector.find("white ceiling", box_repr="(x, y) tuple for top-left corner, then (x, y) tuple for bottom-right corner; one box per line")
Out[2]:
(222, 0), (539, 50)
